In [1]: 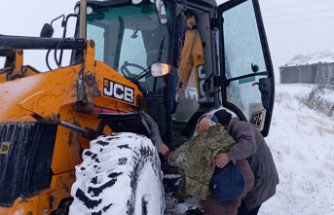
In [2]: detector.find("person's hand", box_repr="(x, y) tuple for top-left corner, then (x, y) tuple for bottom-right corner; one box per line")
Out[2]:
(157, 143), (170, 159)
(214, 153), (230, 168)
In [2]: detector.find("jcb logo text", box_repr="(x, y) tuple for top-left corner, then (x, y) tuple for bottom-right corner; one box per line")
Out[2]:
(103, 79), (134, 103)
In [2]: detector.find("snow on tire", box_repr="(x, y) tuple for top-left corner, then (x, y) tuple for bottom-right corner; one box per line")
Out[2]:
(69, 132), (165, 215)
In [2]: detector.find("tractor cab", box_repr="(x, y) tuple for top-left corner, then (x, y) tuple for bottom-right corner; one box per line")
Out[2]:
(79, 0), (274, 147)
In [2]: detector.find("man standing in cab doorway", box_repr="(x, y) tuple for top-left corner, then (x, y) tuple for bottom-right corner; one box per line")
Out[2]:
(178, 10), (205, 99)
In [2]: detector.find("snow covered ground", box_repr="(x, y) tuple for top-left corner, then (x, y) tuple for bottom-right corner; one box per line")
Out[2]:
(259, 84), (334, 215)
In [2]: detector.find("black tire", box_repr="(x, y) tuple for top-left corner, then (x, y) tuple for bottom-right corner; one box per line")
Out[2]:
(69, 133), (165, 215)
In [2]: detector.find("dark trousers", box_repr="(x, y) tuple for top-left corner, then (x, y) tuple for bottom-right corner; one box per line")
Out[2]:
(201, 195), (242, 215)
(163, 68), (178, 146)
(237, 202), (261, 215)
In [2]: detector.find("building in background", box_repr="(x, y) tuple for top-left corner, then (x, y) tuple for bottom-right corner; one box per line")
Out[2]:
(280, 50), (334, 88)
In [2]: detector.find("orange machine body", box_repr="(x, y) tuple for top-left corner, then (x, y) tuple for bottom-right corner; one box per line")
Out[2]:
(0, 41), (143, 214)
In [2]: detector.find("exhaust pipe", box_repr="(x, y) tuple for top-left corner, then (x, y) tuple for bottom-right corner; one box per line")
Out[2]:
(80, 0), (87, 39)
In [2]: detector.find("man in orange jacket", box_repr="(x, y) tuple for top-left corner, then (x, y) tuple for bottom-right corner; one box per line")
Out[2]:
(178, 10), (205, 98)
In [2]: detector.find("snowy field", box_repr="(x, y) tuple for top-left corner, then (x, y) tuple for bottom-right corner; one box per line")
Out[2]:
(259, 84), (334, 215)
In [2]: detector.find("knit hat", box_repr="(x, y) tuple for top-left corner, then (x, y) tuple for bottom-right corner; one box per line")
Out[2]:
(213, 109), (232, 125)
(194, 114), (219, 136)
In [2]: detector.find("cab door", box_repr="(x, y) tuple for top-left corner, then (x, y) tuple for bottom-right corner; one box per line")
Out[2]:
(218, 0), (275, 137)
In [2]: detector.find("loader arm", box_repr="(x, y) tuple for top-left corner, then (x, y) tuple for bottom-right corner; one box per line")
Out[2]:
(0, 36), (143, 123)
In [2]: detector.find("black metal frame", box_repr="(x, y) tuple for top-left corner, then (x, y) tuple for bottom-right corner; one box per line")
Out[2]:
(96, 113), (151, 138)
(217, 0), (275, 136)
(0, 35), (86, 50)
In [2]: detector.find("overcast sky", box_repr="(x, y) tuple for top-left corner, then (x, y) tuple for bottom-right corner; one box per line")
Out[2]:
(218, 0), (334, 74)
(1, 0), (333, 77)
(259, 0), (334, 69)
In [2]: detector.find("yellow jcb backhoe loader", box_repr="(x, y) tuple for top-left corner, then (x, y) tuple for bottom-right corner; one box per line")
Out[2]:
(0, 0), (275, 214)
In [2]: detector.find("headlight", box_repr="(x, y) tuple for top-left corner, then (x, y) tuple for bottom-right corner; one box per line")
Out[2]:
(151, 63), (171, 77)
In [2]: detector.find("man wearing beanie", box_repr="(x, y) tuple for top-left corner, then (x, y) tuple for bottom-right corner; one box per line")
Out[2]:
(213, 109), (279, 215)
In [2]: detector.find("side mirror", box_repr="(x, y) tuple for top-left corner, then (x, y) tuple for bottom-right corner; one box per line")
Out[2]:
(40, 15), (65, 38)
(151, 63), (171, 77)
(40, 23), (54, 38)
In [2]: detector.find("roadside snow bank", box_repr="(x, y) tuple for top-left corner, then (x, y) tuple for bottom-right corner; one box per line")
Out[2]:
(260, 84), (334, 215)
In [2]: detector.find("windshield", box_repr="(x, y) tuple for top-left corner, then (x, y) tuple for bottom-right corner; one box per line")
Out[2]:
(86, 4), (170, 81)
